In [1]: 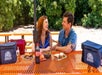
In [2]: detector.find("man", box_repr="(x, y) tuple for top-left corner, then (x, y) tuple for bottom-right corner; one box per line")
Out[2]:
(53, 11), (77, 53)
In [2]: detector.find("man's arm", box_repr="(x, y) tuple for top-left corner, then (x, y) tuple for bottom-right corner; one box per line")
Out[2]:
(55, 44), (73, 53)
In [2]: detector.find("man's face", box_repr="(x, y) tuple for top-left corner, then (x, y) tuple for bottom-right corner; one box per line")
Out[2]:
(62, 17), (71, 31)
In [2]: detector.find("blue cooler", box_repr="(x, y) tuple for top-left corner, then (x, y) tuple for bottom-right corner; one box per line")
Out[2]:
(0, 42), (17, 64)
(81, 40), (102, 68)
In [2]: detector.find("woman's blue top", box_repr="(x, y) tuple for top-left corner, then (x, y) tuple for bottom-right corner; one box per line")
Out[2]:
(39, 33), (50, 48)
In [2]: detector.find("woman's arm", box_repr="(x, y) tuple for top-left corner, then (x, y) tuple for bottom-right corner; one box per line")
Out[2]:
(32, 34), (52, 52)
(50, 34), (52, 49)
(32, 43), (51, 52)
(40, 46), (51, 52)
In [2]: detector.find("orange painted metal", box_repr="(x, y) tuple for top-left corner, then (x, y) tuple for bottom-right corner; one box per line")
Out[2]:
(0, 51), (101, 75)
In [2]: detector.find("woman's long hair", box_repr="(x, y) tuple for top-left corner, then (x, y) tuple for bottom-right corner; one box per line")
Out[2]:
(37, 15), (50, 41)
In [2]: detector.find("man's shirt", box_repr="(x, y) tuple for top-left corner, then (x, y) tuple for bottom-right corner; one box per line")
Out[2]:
(58, 28), (77, 50)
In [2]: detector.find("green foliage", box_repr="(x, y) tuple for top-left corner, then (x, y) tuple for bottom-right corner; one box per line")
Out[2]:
(12, 0), (22, 25)
(0, 0), (34, 31)
(1, 0), (102, 31)
(74, 0), (92, 25)
(36, 0), (76, 30)
(45, 0), (62, 30)
(82, 0), (102, 28)
(54, 18), (62, 30)
(0, 15), (4, 31)
(0, 0), (76, 31)
(14, 0), (33, 25)
(0, 0), (15, 31)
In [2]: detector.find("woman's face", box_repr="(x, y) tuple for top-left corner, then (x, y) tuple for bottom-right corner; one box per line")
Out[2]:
(43, 19), (48, 31)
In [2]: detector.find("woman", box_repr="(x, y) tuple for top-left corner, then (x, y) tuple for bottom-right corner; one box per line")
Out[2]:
(32, 15), (52, 59)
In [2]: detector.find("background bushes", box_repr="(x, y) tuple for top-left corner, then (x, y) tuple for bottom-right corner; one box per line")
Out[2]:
(81, 0), (102, 28)
(0, 0), (102, 31)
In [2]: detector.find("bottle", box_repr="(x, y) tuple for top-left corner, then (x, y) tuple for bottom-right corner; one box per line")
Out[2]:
(35, 42), (40, 64)
(16, 47), (21, 62)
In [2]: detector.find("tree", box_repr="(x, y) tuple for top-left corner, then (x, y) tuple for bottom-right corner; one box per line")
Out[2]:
(36, 0), (76, 30)
(0, 0), (15, 31)
(82, 0), (102, 28)
(74, 0), (92, 25)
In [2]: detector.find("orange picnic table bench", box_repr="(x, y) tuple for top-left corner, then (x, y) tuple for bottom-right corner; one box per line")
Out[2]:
(0, 32), (59, 50)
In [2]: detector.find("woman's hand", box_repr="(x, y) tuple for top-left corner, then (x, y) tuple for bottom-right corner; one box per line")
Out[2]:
(46, 46), (51, 51)
(40, 46), (51, 52)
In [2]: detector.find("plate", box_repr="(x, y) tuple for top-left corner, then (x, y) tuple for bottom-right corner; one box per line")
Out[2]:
(53, 52), (67, 61)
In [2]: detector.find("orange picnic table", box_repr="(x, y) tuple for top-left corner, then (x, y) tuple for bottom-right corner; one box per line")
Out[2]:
(0, 51), (101, 75)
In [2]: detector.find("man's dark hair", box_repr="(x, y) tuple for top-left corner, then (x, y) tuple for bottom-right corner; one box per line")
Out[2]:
(63, 11), (74, 26)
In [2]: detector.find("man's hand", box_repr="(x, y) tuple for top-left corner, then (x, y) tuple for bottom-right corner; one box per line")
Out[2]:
(64, 44), (72, 53)
(51, 45), (56, 50)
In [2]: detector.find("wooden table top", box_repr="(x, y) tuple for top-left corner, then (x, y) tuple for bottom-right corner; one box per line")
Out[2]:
(0, 51), (102, 75)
